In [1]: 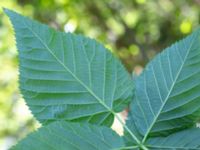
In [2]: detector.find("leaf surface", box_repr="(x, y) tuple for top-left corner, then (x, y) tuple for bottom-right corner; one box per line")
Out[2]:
(125, 29), (200, 144)
(4, 9), (133, 126)
(11, 121), (124, 150)
(146, 128), (200, 149)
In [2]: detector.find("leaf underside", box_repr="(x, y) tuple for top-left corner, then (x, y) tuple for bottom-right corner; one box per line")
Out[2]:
(125, 28), (200, 147)
(11, 121), (124, 150)
(146, 128), (200, 149)
(5, 8), (200, 150)
(5, 9), (133, 126)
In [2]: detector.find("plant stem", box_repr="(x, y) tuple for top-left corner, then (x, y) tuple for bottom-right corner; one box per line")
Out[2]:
(140, 145), (149, 150)
(114, 113), (149, 150)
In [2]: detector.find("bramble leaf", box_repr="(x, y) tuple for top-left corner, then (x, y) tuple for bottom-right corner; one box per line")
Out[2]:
(125, 29), (200, 147)
(11, 121), (125, 150)
(146, 128), (200, 149)
(5, 8), (133, 126)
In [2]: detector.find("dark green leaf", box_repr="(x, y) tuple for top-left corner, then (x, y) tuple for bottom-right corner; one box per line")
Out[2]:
(11, 121), (125, 150)
(4, 9), (133, 126)
(146, 128), (200, 149)
(125, 29), (200, 144)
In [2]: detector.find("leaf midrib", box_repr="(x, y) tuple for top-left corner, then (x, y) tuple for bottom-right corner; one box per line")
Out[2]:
(142, 33), (198, 143)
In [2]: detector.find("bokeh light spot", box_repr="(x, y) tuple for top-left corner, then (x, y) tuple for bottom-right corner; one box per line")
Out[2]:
(129, 44), (140, 56)
(64, 19), (77, 33)
(180, 20), (192, 34)
(136, 0), (146, 4)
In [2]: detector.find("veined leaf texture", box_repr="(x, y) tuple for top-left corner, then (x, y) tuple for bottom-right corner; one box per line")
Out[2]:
(5, 8), (200, 150)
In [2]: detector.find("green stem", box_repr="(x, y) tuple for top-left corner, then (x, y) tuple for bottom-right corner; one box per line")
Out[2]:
(114, 113), (149, 150)
(140, 145), (149, 150)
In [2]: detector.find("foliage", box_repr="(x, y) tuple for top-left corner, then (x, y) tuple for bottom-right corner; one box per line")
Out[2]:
(1, 0), (200, 149)
(4, 8), (200, 150)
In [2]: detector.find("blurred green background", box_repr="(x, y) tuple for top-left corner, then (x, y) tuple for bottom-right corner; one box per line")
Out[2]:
(0, 0), (200, 149)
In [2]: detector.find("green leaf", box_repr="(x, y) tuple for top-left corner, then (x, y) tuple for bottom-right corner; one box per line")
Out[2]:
(11, 121), (125, 150)
(146, 128), (200, 149)
(125, 29), (200, 144)
(4, 9), (133, 126)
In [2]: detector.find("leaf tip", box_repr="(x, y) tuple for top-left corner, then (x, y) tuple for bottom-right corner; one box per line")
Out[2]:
(3, 8), (22, 23)
(3, 7), (12, 16)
